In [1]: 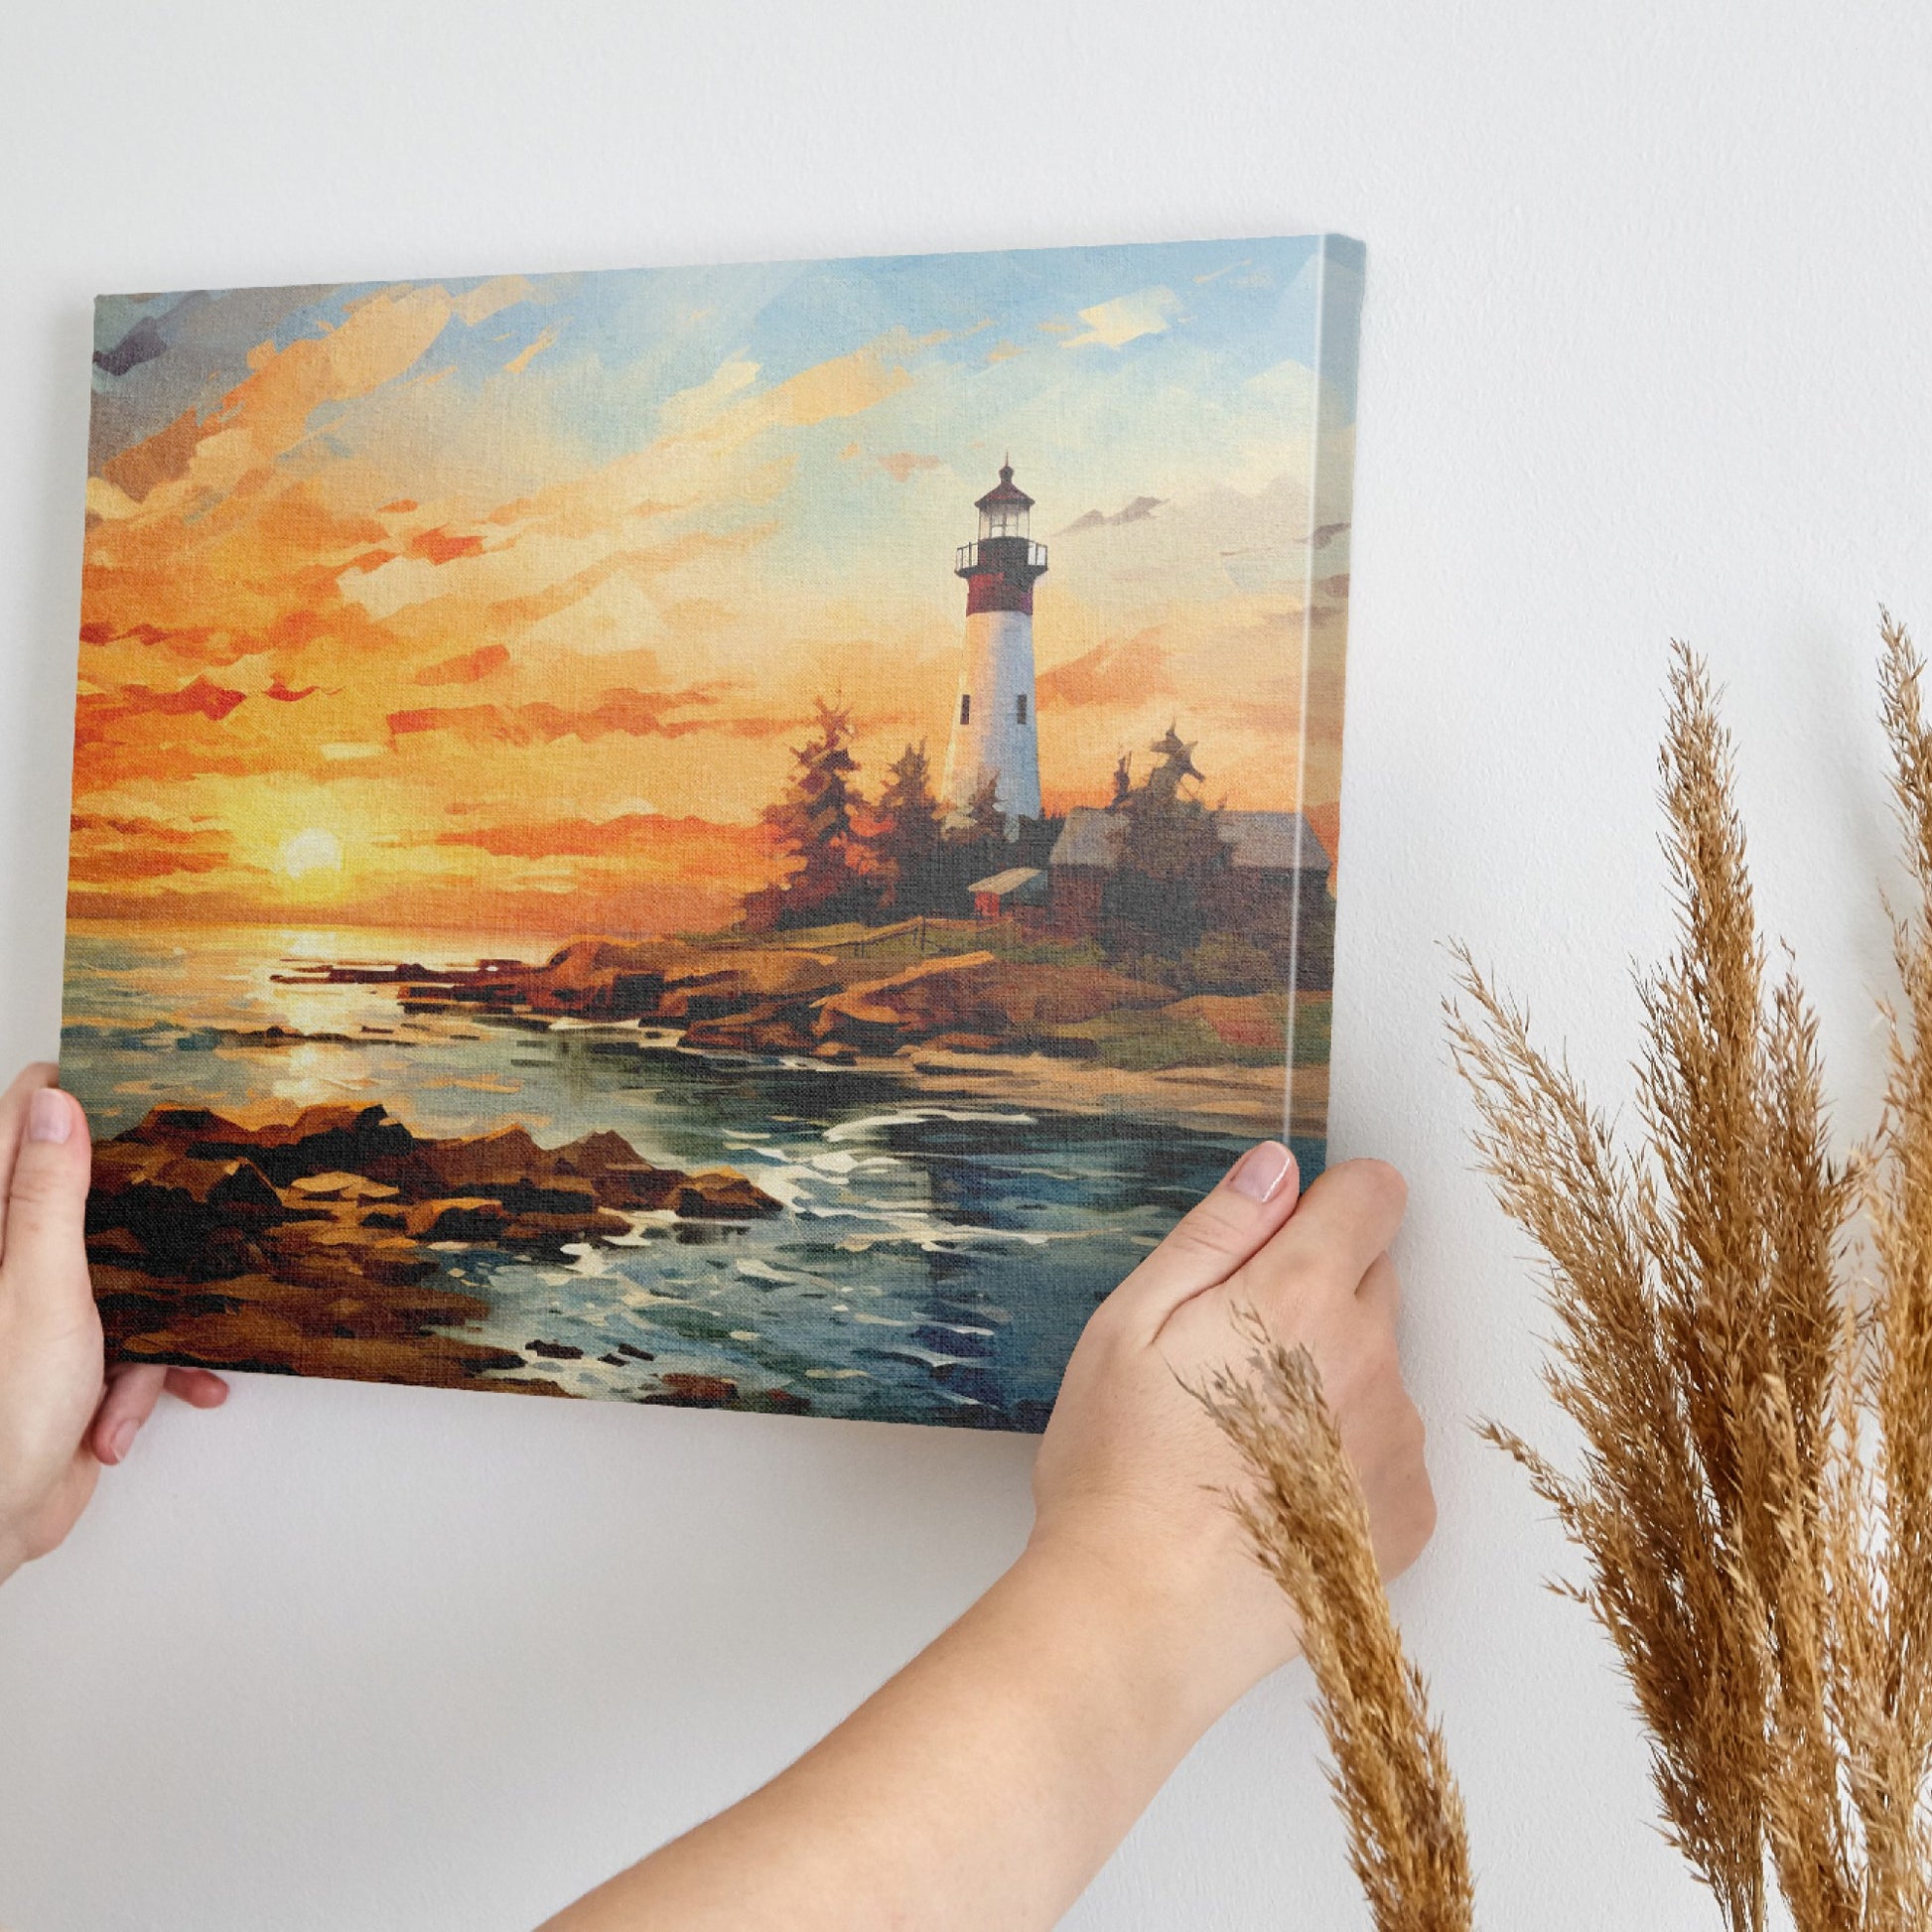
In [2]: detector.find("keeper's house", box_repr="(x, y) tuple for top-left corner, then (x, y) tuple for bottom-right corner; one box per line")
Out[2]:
(1020, 806), (1334, 943)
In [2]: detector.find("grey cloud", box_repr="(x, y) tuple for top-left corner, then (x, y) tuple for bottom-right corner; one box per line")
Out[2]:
(1056, 494), (1167, 536)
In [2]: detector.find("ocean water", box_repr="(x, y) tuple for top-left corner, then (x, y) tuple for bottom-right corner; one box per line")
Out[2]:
(61, 924), (1318, 1432)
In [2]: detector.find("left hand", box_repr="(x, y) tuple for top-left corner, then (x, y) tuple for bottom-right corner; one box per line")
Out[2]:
(0, 1062), (227, 1584)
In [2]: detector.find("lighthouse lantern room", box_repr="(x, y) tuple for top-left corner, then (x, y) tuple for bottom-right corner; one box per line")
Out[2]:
(943, 462), (1047, 828)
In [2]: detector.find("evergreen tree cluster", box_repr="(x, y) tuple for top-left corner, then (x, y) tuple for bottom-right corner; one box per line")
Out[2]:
(1103, 725), (1331, 994)
(740, 700), (1056, 933)
(738, 704), (1333, 995)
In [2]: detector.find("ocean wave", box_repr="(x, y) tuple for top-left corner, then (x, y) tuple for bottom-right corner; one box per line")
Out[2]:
(822, 1105), (1036, 1145)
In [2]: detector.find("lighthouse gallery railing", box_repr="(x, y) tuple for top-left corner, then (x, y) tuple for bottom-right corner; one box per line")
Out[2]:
(954, 540), (1049, 574)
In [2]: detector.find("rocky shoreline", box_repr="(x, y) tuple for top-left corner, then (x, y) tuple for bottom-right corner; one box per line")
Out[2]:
(88, 1101), (784, 1401)
(278, 931), (1307, 1091)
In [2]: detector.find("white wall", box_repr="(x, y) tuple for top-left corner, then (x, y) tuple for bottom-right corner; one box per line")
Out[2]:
(2, 3), (1928, 1925)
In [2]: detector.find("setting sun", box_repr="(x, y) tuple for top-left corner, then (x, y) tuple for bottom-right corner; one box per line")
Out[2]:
(279, 828), (344, 882)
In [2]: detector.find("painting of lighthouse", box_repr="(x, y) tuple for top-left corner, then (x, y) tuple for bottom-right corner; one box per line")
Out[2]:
(61, 233), (1364, 1430)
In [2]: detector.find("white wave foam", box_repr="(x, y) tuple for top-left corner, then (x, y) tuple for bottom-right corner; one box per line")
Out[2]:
(823, 1106), (1035, 1145)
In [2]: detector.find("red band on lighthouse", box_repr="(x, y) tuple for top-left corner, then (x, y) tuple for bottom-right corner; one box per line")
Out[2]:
(965, 569), (1036, 617)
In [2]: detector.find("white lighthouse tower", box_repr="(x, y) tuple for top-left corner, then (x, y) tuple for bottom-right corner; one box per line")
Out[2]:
(941, 462), (1047, 829)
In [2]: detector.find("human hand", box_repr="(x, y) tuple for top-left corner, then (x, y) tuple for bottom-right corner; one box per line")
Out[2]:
(0, 1063), (227, 1584)
(1027, 1145), (1434, 1724)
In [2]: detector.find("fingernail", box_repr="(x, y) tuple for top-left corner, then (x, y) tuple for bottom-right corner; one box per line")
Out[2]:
(107, 1419), (138, 1463)
(1228, 1141), (1294, 1202)
(27, 1089), (71, 1145)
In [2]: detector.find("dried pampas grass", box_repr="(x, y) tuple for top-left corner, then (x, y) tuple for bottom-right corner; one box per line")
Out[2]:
(1200, 1315), (1474, 1932)
(1210, 616), (1932, 1930)
(1447, 616), (1932, 1929)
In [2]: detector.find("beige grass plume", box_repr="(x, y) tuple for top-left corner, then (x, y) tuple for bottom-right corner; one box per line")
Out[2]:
(1202, 619), (1932, 1927)
(1446, 616), (1932, 1929)
(1200, 1313), (1475, 1932)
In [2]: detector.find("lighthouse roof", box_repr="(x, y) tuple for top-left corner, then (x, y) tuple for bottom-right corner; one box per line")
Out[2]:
(975, 462), (1034, 512)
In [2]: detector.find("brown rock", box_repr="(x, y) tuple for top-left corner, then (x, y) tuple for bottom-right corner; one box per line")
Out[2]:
(476, 1376), (577, 1399)
(120, 1103), (417, 1188)
(119, 1311), (529, 1388)
(650, 1372), (739, 1407)
(546, 1134), (680, 1208)
(498, 1208), (632, 1246)
(399, 1123), (549, 1194)
(515, 936), (693, 1016)
(287, 1172), (400, 1201)
(681, 1004), (815, 1053)
(923, 1031), (1009, 1055)
(671, 1172), (783, 1219)
(87, 1146), (292, 1281)
(259, 1221), (442, 1290)
(656, 949), (844, 1018)
(405, 1197), (513, 1242)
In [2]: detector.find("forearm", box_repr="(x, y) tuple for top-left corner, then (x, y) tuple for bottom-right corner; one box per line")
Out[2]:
(543, 1543), (1238, 1932)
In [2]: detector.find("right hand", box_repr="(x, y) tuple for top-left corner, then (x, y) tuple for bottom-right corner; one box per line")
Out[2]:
(1027, 1144), (1435, 1720)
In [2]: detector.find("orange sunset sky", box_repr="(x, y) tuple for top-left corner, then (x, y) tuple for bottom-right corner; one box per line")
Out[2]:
(71, 237), (1361, 936)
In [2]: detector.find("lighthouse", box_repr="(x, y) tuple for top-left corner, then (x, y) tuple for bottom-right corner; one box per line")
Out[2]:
(942, 462), (1047, 828)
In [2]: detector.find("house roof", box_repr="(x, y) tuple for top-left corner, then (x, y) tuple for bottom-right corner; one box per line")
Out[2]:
(1048, 807), (1128, 870)
(1217, 811), (1332, 872)
(1048, 807), (1331, 874)
(967, 866), (1045, 897)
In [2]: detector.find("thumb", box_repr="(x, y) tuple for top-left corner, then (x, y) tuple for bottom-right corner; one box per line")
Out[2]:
(1, 1082), (95, 1328)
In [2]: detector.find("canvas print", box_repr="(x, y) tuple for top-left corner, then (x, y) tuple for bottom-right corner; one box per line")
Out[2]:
(62, 235), (1363, 1431)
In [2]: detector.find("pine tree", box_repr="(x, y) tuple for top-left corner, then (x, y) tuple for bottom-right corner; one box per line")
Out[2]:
(957, 771), (1009, 846)
(871, 742), (944, 910)
(1106, 724), (1227, 966)
(1120, 726), (1221, 882)
(742, 698), (875, 931)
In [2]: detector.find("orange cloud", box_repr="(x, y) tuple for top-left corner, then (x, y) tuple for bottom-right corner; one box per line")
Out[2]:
(877, 451), (944, 483)
(407, 526), (487, 565)
(414, 643), (510, 686)
(99, 407), (203, 502)
(1036, 630), (1177, 710)
(504, 325), (559, 374)
(386, 684), (730, 746)
(69, 812), (236, 885)
(79, 619), (215, 655)
(757, 329), (929, 430)
(436, 811), (774, 870)
(77, 675), (246, 732)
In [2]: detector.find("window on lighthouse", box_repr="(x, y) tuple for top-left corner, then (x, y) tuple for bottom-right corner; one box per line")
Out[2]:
(1016, 694), (1028, 724)
(959, 693), (971, 726)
